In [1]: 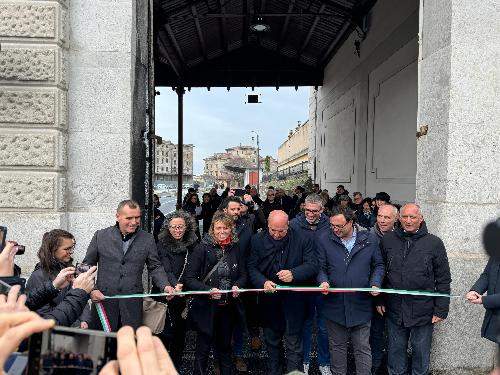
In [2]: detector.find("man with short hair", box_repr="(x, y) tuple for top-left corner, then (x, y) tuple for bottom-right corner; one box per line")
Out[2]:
(351, 192), (363, 212)
(317, 206), (384, 375)
(377, 203), (451, 375)
(369, 204), (398, 374)
(84, 200), (174, 331)
(332, 185), (351, 206)
(261, 188), (283, 220)
(290, 194), (331, 375)
(209, 187), (222, 209)
(248, 210), (318, 375)
(276, 188), (295, 215)
(312, 184), (321, 194)
(250, 186), (263, 206)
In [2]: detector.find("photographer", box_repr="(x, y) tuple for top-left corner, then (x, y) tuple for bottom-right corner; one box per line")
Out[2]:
(26, 229), (96, 327)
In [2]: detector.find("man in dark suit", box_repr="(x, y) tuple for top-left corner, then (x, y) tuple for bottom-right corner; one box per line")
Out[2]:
(248, 210), (318, 375)
(84, 199), (174, 331)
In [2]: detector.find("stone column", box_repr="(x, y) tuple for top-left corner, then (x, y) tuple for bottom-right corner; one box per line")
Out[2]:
(0, 0), (69, 272)
(417, 0), (500, 373)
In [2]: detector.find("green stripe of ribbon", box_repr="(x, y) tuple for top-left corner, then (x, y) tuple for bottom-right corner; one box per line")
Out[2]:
(103, 286), (460, 299)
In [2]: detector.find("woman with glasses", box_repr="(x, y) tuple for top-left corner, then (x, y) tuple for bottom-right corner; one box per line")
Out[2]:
(25, 229), (96, 327)
(153, 210), (199, 369)
(184, 211), (247, 375)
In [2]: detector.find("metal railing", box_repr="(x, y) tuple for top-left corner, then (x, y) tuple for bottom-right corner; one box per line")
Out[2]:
(262, 161), (308, 182)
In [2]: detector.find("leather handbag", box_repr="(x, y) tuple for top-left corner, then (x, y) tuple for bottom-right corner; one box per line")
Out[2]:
(143, 297), (168, 334)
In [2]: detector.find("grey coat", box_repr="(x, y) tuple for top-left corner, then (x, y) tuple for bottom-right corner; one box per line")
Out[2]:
(83, 225), (170, 331)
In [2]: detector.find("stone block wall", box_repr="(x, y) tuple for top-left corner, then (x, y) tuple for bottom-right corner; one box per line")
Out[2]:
(0, 0), (69, 272)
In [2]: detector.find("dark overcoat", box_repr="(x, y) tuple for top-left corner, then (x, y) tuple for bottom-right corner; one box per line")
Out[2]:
(471, 259), (500, 343)
(316, 227), (384, 327)
(247, 228), (318, 335)
(378, 223), (451, 327)
(83, 225), (169, 331)
(184, 235), (247, 337)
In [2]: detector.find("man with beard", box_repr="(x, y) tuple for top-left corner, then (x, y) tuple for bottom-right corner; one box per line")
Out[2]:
(377, 203), (451, 375)
(248, 210), (318, 375)
(289, 194), (331, 375)
(84, 199), (175, 331)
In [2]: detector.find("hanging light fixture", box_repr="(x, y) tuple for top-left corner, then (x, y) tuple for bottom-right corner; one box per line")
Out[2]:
(250, 16), (270, 32)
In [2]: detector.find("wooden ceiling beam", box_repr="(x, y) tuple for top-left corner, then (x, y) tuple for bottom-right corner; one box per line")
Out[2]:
(218, 0), (229, 54)
(164, 24), (186, 64)
(277, 0), (295, 51)
(298, 4), (326, 58)
(157, 31), (181, 77)
(191, 5), (207, 60)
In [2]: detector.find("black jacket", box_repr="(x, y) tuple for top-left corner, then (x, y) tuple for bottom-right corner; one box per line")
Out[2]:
(261, 200), (283, 220)
(197, 202), (217, 234)
(470, 259), (500, 343)
(248, 228), (318, 335)
(25, 263), (90, 327)
(378, 223), (451, 327)
(184, 234), (247, 336)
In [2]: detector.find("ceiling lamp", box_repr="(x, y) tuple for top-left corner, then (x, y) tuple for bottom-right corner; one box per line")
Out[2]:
(250, 17), (270, 32)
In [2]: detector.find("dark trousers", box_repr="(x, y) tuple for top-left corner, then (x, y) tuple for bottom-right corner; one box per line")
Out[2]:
(263, 324), (303, 375)
(386, 319), (433, 375)
(303, 295), (330, 366)
(157, 297), (187, 370)
(370, 307), (386, 369)
(326, 320), (372, 375)
(194, 304), (235, 375)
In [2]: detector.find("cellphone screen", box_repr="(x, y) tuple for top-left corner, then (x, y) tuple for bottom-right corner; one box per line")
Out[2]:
(28, 326), (117, 374)
(0, 226), (6, 252)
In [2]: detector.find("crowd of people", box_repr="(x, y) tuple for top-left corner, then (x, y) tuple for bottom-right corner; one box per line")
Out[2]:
(0, 184), (499, 375)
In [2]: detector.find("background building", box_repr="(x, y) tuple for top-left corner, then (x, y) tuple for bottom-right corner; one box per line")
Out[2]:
(154, 139), (193, 186)
(278, 120), (310, 173)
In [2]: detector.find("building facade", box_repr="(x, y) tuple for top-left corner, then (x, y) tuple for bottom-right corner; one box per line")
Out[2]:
(277, 120), (310, 172)
(154, 139), (193, 185)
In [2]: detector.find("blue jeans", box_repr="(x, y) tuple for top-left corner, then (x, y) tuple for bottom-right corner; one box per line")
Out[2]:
(303, 295), (330, 366)
(386, 318), (434, 375)
(370, 307), (386, 368)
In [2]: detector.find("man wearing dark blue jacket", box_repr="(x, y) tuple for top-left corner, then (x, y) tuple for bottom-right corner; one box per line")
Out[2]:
(290, 194), (331, 375)
(317, 206), (384, 375)
(248, 210), (318, 375)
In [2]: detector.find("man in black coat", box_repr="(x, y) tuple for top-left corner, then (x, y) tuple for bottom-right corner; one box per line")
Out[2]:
(248, 210), (318, 375)
(377, 203), (451, 375)
(84, 200), (174, 331)
(467, 256), (500, 344)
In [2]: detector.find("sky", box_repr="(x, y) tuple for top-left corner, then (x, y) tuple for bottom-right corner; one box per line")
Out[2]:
(155, 86), (310, 175)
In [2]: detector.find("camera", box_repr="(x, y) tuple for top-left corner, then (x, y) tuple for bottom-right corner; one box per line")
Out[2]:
(0, 226), (24, 255)
(74, 262), (91, 277)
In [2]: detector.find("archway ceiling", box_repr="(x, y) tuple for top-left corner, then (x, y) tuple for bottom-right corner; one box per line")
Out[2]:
(155, 0), (376, 88)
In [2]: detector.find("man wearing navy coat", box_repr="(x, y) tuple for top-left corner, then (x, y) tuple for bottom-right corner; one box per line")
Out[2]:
(317, 206), (384, 375)
(248, 210), (318, 375)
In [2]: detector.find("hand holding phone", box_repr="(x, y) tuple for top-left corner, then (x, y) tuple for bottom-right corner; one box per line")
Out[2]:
(0, 242), (18, 277)
(0, 284), (28, 313)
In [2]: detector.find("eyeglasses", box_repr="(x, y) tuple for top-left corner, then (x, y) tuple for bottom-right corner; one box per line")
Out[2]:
(62, 244), (75, 253)
(305, 208), (321, 214)
(169, 225), (186, 231)
(330, 221), (351, 230)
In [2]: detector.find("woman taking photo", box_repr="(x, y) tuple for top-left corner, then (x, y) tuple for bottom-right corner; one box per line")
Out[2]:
(184, 211), (247, 375)
(153, 210), (198, 369)
(197, 193), (217, 235)
(26, 229), (96, 327)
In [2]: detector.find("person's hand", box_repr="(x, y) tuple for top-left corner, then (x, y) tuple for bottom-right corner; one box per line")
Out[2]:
(209, 288), (222, 300)
(431, 315), (444, 324)
(80, 321), (89, 329)
(319, 282), (330, 295)
(376, 306), (385, 316)
(276, 270), (293, 283)
(243, 194), (253, 203)
(0, 242), (18, 277)
(164, 286), (175, 301)
(174, 284), (183, 292)
(53, 267), (77, 289)
(370, 285), (381, 296)
(99, 326), (178, 375)
(0, 312), (55, 370)
(263, 280), (277, 292)
(73, 266), (97, 294)
(0, 285), (28, 313)
(232, 286), (240, 298)
(466, 291), (482, 304)
(228, 190), (235, 197)
(90, 289), (105, 303)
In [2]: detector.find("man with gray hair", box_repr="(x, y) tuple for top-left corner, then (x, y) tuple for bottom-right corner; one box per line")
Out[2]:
(84, 199), (175, 331)
(377, 203), (451, 375)
(290, 194), (331, 374)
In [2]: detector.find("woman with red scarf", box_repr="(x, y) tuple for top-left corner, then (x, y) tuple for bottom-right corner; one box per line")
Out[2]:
(184, 211), (248, 375)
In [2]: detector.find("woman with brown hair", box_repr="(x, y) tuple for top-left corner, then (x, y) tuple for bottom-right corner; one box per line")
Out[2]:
(184, 211), (248, 375)
(25, 229), (96, 327)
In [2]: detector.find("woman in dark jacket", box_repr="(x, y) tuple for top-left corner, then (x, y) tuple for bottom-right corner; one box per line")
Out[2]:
(153, 210), (198, 369)
(357, 197), (376, 229)
(197, 193), (217, 235)
(25, 229), (95, 327)
(184, 211), (247, 375)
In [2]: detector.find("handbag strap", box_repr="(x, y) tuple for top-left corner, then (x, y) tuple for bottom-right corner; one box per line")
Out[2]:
(202, 252), (229, 284)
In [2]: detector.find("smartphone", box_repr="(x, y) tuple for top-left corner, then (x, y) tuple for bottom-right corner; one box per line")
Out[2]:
(28, 326), (117, 374)
(0, 226), (7, 252)
(0, 279), (12, 295)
